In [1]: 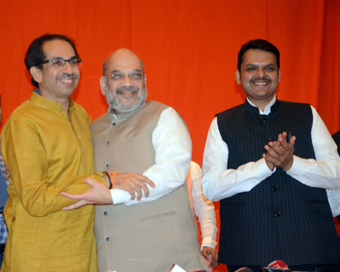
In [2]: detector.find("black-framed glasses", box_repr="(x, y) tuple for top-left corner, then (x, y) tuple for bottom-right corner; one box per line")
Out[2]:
(41, 57), (82, 68)
(106, 71), (144, 81)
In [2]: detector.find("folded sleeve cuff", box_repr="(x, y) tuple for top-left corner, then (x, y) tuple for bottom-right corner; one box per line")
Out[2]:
(110, 188), (131, 205)
(201, 237), (217, 251)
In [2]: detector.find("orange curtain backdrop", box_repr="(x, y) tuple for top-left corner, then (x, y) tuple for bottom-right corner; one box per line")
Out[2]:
(0, 1), (339, 271)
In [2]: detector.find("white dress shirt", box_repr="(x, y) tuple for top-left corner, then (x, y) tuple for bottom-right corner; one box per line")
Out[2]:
(110, 107), (192, 205)
(187, 161), (217, 250)
(202, 95), (340, 201)
(327, 188), (340, 217)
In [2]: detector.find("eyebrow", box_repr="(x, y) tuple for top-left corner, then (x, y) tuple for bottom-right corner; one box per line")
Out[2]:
(245, 63), (275, 67)
(55, 56), (78, 59)
(45, 56), (78, 61)
(110, 69), (143, 73)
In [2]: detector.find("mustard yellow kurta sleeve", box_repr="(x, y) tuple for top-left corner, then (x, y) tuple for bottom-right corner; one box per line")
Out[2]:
(0, 92), (105, 272)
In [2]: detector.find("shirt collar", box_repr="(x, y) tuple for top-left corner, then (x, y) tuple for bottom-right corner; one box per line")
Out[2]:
(105, 102), (147, 123)
(246, 94), (277, 115)
(29, 91), (75, 112)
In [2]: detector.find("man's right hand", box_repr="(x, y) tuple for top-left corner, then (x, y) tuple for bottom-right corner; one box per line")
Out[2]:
(201, 247), (218, 268)
(263, 131), (296, 171)
(115, 173), (155, 200)
(61, 177), (113, 210)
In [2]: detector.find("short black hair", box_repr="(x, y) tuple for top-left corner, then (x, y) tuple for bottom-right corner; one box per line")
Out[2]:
(237, 39), (280, 71)
(24, 34), (79, 88)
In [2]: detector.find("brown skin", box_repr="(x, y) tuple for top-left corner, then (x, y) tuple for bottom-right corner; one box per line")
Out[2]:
(61, 174), (155, 210)
(62, 178), (113, 209)
(30, 40), (80, 110)
(100, 48), (146, 113)
(235, 49), (280, 112)
(263, 131), (296, 171)
(202, 246), (219, 268)
(114, 172), (155, 200)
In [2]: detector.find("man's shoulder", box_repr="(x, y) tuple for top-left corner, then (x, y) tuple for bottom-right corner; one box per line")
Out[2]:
(91, 112), (108, 129)
(6, 100), (34, 122)
(278, 100), (311, 108)
(91, 101), (171, 129)
(145, 101), (185, 124)
(145, 100), (169, 111)
(72, 102), (89, 116)
(138, 101), (171, 121)
(1, 100), (36, 139)
(216, 103), (245, 117)
(276, 100), (313, 118)
(217, 100), (312, 116)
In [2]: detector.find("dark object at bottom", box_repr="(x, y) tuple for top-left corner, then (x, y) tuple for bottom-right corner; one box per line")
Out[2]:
(0, 244), (5, 254)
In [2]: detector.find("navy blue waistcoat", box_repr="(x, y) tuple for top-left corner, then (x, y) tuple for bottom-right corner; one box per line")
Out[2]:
(217, 99), (340, 266)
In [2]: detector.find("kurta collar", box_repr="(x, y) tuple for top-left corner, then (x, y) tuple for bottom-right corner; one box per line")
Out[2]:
(245, 95), (279, 116)
(105, 101), (147, 124)
(29, 91), (75, 113)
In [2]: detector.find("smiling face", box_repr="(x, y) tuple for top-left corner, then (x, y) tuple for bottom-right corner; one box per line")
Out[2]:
(30, 39), (80, 105)
(100, 49), (147, 114)
(236, 49), (280, 110)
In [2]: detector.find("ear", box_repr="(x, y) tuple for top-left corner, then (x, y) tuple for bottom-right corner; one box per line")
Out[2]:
(144, 73), (147, 84)
(99, 76), (107, 96)
(235, 70), (241, 84)
(278, 69), (281, 83)
(30, 66), (42, 84)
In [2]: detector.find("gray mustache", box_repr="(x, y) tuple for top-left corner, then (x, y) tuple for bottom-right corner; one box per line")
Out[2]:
(117, 86), (139, 93)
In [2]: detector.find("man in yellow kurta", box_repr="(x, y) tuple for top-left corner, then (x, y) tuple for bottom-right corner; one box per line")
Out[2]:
(0, 34), (109, 272)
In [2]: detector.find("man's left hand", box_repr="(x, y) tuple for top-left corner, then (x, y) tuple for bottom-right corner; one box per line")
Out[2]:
(201, 247), (218, 268)
(263, 131), (296, 171)
(61, 177), (113, 210)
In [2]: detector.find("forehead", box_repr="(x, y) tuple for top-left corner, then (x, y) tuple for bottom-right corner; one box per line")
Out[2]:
(106, 51), (143, 72)
(42, 39), (76, 59)
(242, 49), (277, 67)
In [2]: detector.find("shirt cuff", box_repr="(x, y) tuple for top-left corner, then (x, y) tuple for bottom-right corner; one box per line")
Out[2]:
(254, 158), (275, 178)
(285, 155), (301, 176)
(201, 237), (217, 251)
(110, 188), (131, 205)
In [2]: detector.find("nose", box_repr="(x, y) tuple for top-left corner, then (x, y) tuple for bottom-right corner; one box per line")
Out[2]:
(121, 74), (133, 86)
(62, 61), (74, 74)
(256, 67), (265, 77)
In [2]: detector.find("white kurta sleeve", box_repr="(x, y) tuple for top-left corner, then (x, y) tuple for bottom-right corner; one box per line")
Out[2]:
(327, 188), (340, 217)
(190, 161), (217, 250)
(286, 106), (340, 189)
(202, 117), (273, 201)
(111, 107), (192, 206)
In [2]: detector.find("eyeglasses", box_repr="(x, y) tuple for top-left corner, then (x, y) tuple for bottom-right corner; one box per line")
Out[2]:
(41, 57), (82, 68)
(106, 71), (144, 81)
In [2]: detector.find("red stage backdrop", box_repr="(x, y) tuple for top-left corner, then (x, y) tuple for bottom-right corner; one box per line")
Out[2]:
(0, 1), (339, 271)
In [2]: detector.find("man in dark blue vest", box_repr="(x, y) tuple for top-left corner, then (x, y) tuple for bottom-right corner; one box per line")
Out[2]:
(202, 39), (340, 272)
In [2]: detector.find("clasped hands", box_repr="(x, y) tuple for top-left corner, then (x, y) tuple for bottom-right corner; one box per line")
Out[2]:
(262, 131), (296, 171)
(61, 172), (155, 210)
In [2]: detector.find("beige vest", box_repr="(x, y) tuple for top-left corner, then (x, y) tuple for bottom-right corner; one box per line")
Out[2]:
(91, 101), (208, 272)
